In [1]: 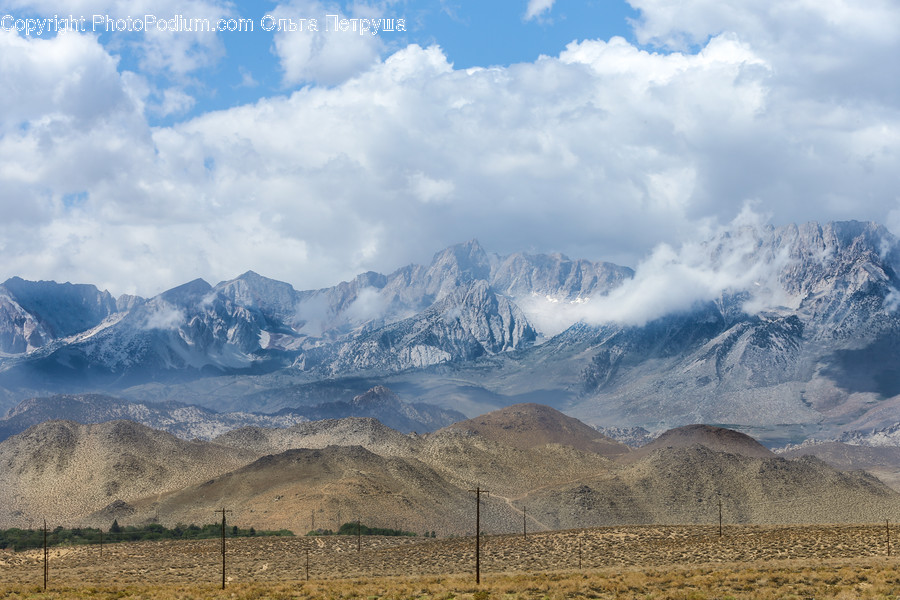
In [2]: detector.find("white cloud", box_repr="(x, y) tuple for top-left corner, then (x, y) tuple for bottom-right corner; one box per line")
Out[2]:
(270, 0), (384, 86)
(525, 0), (555, 21)
(1, 0), (234, 76)
(2, 1), (900, 300)
(140, 301), (185, 330)
(153, 87), (196, 116)
(408, 172), (455, 204)
(520, 208), (799, 333)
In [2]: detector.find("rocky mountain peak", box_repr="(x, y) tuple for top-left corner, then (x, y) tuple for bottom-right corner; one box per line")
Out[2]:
(215, 271), (299, 319)
(159, 278), (213, 306)
(426, 239), (492, 296)
(350, 385), (398, 408)
(0, 277), (119, 353)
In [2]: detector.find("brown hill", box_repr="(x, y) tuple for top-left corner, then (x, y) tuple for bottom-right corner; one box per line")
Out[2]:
(624, 424), (775, 462)
(440, 403), (630, 458)
(212, 417), (418, 457)
(780, 441), (900, 491)
(5, 407), (900, 536)
(0, 420), (259, 528)
(120, 445), (498, 536)
(416, 428), (614, 498)
(520, 445), (900, 530)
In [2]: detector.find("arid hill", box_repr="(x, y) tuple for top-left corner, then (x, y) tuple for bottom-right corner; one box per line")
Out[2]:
(0, 420), (258, 527)
(213, 417), (419, 457)
(623, 424), (775, 462)
(520, 445), (900, 530)
(780, 441), (900, 491)
(440, 403), (630, 458)
(121, 445), (482, 536)
(4, 406), (900, 535)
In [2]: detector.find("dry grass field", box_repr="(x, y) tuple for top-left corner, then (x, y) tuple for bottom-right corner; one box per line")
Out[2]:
(4, 524), (900, 599)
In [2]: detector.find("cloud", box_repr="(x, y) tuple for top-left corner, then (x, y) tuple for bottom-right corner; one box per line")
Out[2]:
(2, 0), (234, 77)
(153, 88), (196, 116)
(2, 1), (900, 300)
(520, 207), (798, 333)
(140, 302), (186, 330)
(525, 0), (555, 21)
(270, 0), (384, 86)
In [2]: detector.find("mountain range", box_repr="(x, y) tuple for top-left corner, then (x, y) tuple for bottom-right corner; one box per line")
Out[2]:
(3, 220), (900, 445)
(2, 404), (897, 533)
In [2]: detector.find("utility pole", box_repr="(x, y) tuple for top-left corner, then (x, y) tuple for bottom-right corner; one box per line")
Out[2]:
(578, 534), (583, 570)
(718, 498), (723, 538)
(305, 548), (310, 581)
(888, 520), (892, 557)
(523, 506), (527, 541)
(43, 519), (48, 591)
(468, 487), (490, 584)
(311, 509), (315, 532)
(99, 529), (103, 557)
(215, 508), (232, 590)
(357, 518), (361, 552)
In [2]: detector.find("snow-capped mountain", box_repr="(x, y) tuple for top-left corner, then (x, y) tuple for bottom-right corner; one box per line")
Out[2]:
(0, 239), (624, 388)
(3, 221), (900, 445)
(564, 221), (900, 440)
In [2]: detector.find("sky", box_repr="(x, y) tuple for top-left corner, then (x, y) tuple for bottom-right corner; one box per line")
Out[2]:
(1, 0), (900, 298)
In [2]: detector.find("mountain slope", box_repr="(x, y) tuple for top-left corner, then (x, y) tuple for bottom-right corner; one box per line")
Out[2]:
(441, 403), (630, 458)
(2, 406), (899, 534)
(0, 394), (309, 443)
(562, 221), (900, 440)
(0, 277), (121, 354)
(2, 223), (900, 445)
(0, 387), (461, 443)
(626, 424), (775, 461)
(0, 420), (259, 527)
(522, 445), (900, 529)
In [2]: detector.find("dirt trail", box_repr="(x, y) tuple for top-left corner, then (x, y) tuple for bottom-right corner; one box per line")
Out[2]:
(491, 492), (553, 531)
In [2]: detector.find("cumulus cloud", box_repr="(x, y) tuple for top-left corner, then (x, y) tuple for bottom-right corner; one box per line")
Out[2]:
(270, 0), (384, 86)
(2, 1), (900, 300)
(1, 0), (233, 77)
(524, 0), (555, 21)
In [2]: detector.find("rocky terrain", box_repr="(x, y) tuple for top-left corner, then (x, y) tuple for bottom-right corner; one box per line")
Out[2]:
(0, 386), (463, 443)
(3, 221), (900, 447)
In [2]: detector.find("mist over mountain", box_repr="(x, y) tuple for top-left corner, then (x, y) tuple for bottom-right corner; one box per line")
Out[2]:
(2, 219), (900, 445)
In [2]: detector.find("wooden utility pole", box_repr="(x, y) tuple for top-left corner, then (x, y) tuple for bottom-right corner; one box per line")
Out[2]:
(311, 509), (315, 531)
(99, 529), (103, 557)
(888, 520), (892, 557)
(718, 498), (723, 538)
(523, 506), (527, 541)
(469, 487), (490, 584)
(215, 508), (232, 589)
(305, 548), (310, 581)
(357, 518), (361, 552)
(578, 534), (583, 570)
(43, 520), (48, 591)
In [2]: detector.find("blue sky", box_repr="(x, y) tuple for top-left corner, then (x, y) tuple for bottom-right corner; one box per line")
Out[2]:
(18, 0), (643, 125)
(1, 0), (900, 297)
